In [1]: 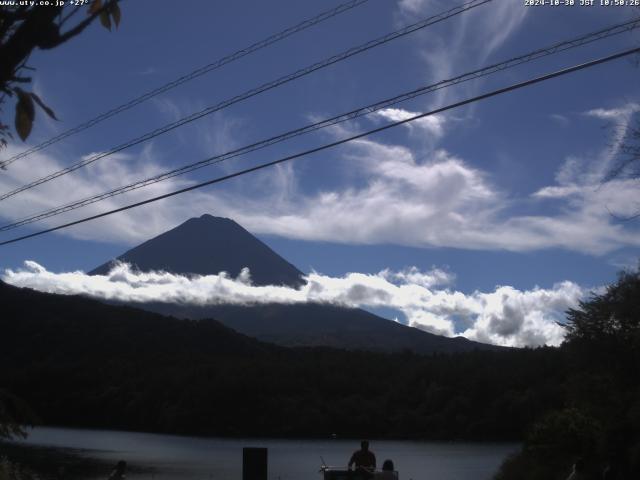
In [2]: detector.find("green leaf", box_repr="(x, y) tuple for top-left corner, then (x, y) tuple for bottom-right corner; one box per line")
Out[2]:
(29, 93), (58, 120)
(110, 2), (121, 28)
(14, 88), (35, 142)
(99, 10), (112, 30)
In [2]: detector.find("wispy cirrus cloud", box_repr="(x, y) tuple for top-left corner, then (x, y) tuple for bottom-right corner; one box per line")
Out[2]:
(396, 0), (529, 110)
(375, 107), (446, 139)
(533, 102), (640, 221)
(3, 261), (584, 347)
(150, 97), (244, 159)
(215, 126), (640, 254)
(549, 113), (570, 127)
(585, 103), (640, 122)
(0, 144), (201, 244)
(1, 115), (639, 255)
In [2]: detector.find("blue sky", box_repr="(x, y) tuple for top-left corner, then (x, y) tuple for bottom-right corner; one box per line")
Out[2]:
(0, 0), (639, 346)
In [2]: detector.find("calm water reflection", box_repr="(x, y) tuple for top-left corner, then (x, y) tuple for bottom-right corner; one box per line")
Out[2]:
(16, 427), (517, 480)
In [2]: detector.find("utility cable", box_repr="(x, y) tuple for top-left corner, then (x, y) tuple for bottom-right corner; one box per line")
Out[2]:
(0, 0), (491, 201)
(1, 17), (638, 232)
(0, 0), (372, 168)
(1, 45), (637, 247)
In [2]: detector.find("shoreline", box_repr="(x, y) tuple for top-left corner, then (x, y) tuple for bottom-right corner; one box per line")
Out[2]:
(0, 442), (156, 480)
(13, 424), (523, 444)
(2, 428), (519, 480)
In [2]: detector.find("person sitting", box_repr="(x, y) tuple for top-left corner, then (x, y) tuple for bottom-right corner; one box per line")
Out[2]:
(348, 441), (376, 479)
(379, 459), (397, 480)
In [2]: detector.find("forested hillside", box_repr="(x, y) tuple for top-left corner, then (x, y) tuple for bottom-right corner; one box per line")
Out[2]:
(1, 270), (638, 479)
(0, 280), (561, 440)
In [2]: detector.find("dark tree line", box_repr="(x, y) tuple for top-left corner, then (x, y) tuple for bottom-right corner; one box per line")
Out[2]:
(0, 269), (638, 479)
(0, 280), (565, 441)
(497, 270), (640, 480)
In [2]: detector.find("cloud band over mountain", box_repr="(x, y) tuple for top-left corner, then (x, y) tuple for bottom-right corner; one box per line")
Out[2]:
(3, 261), (584, 348)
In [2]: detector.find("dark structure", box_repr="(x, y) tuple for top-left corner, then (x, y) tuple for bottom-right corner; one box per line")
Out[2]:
(243, 448), (267, 480)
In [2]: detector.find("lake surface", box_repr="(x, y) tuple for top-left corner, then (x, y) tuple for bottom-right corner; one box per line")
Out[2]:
(13, 427), (518, 480)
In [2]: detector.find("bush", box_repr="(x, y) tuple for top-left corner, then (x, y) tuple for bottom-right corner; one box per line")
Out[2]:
(0, 457), (39, 480)
(526, 408), (600, 453)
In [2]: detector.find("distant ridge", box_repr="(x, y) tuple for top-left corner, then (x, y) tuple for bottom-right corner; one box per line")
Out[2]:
(90, 214), (304, 287)
(90, 214), (500, 354)
(140, 301), (494, 354)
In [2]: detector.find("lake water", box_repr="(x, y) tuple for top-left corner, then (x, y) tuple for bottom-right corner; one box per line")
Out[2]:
(14, 427), (518, 480)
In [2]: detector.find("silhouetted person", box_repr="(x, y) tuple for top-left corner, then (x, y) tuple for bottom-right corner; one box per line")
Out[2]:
(108, 460), (127, 480)
(380, 460), (395, 480)
(566, 458), (586, 480)
(349, 441), (376, 479)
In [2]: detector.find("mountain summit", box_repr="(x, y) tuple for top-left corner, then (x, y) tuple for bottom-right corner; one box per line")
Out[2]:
(90, 214), (304, 287)
(90, 214), (497, 354)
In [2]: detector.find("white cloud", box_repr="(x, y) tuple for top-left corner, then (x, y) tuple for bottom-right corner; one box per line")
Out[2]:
(397, 0), (529, 109)
(532, 184), (582, 199)
(375, 108), (446, 139)
(532, 102), (640, 230)
(549, 114), (570, 127)
(2, 124), (639, 255)
(398, 0), (431, 15)
(150, 98), (243, 159)
(582, 104), (640, 183)
(585, 103), (640, 122)
(2, 261), (584, 348)
(215, 134), (639, 255)
(0, 144), (202, 244)
(456, 282), (582, 347)
(379, 266), (454, 288)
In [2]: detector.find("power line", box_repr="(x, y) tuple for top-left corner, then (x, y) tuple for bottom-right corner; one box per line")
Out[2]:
(0, 0), (491, 202)
(0, 0), (372, 169)
(1, 17), (638, 233)
(1, 46), (637, 247)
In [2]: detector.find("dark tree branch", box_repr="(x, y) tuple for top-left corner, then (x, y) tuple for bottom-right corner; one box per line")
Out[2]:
(51, 0), (119, 47)
(0, 0), (122, 148)
(59, 5), (83, 27)
(0, 1), (120, 86)
(0, 7), (62, 86)
(0, 6), (31, 22)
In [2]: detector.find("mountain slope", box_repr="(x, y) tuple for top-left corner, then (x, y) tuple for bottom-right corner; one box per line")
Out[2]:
(90, 214), (304, 287)
(0, 280), (267, 358)
(89, 214), (497, 354)
(0, 280), (558, 440)
(139, 302), (490, 354)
